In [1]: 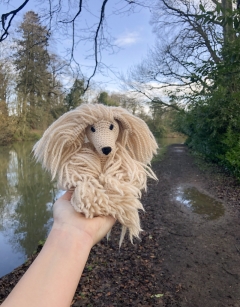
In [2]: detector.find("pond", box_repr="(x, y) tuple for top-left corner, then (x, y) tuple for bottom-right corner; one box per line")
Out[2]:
(0, 137), (185, 278)
(0, 142), (63, 278)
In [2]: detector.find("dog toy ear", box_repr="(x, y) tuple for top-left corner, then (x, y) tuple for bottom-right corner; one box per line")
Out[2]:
(33, 110), (86, 179)
(113, 107), (158, 164)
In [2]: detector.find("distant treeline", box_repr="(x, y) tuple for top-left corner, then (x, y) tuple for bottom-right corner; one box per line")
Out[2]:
(0, 11), (176, 146)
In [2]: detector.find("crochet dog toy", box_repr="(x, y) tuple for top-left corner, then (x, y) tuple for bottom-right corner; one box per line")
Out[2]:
(33, 103), (158, 245)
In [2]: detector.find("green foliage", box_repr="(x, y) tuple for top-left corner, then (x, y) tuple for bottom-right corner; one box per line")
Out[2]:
(175, 70), (240, 177)
(25, 130), (42, 141)
(98, 91), (119, 106)
(175, 41), (240, 178)
(145, 119), (166, 138)
(0, 114), (16, 145)
(0, 11), (68, 144)
(145, 101), (178, 138)
(222, 128), (240, 177)
(12, 11), (67, 136)
(198, 2), (240, 32)
(64, 79), (85, 111)
(14, 11), (51, 132)
(173, 1), (240, 179)
(0, 62), (11, 105)
(38, 239), (46, 246)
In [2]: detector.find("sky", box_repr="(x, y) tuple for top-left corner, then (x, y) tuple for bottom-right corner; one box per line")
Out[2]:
(2, 0), (156, 92)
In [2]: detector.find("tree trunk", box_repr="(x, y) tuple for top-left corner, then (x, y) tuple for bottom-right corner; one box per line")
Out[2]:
(222, 0), (235, 44)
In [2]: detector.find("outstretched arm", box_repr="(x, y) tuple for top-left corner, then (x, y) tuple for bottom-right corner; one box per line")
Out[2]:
(2, 191), (115, 307)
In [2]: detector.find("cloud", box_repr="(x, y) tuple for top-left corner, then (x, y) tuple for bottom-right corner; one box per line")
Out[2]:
(114, 31), (140, 47)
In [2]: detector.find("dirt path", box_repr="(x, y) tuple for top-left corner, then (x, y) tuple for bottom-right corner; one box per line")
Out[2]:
(1, 144), (240, 307)
(150, 144), (240, 307)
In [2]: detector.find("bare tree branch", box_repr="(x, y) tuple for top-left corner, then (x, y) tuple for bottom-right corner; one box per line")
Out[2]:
(125, 81), (182, 111)
(1, 0), (30, 42)
(188, 20), (221, 63)
(161, 0), (221, 63)
(0, 0), (149, 92)
(123, 0), (222, 107)
(84, 0), (109, 92)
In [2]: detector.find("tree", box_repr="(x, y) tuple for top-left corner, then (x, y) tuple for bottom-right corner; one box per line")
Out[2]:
(124, 0), (240, 142)
(172, 2), (240, 177)
(110, 92), (143, 115)
(98, 91), (119, 106)
(45, 53), (67, 124)
(0, 47), (17, 144)
(221, 0), (235, 44)
(124, 0), (236, 108)
(0, 60), (10, 116)
(14, 11), (51, 134)
(122, 0), (240, 177)
(0, 40), (15, 114)
(64, 79), (85, 111)
(1, 1), (151, 92)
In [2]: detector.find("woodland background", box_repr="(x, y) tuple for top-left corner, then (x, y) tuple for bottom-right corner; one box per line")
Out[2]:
(1, 0), (240, 178)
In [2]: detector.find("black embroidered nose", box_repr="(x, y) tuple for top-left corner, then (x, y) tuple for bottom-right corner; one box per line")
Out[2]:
(102, 147), (112, 155)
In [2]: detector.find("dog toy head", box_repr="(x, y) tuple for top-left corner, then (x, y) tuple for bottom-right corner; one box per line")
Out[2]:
(33, 103), (158, 179)
(86, 119), (119, 157)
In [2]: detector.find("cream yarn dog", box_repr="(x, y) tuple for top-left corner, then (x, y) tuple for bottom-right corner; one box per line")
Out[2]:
(33, 103), (158, 245)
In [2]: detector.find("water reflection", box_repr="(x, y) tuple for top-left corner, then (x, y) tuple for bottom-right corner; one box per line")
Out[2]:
(0, 142), (57, 277)
(175, 186), (225, 220)
(0, 137), (186, 278)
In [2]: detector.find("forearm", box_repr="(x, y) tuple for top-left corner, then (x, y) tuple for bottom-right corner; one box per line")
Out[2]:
(2, 224), (92, 307)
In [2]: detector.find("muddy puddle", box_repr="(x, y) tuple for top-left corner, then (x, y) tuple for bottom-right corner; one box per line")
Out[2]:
(172, 146), (185, 153)
(174, 186), (225, 219)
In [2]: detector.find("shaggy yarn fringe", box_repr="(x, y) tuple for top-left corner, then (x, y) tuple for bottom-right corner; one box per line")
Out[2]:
(33, 104), (158, 245)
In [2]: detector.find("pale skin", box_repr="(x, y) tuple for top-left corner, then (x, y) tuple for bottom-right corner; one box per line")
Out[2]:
(2, 191), (116, 307)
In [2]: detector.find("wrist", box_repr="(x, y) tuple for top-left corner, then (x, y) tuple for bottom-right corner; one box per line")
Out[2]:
(51, 222), (94, 249)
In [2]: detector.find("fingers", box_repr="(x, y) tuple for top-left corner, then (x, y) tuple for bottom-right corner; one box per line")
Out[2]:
(90, 218), (115, 246)
(104, 215), (116, 228)
(95, 215), (116, 241)
(55, 191), (116, 243)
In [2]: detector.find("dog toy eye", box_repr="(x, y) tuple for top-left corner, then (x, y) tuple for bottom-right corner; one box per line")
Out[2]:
(91, 126), (96, 132)
(109, 124), (114, 130)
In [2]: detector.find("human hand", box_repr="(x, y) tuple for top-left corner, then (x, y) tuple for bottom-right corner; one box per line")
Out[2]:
(52, 191), (116, 247)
